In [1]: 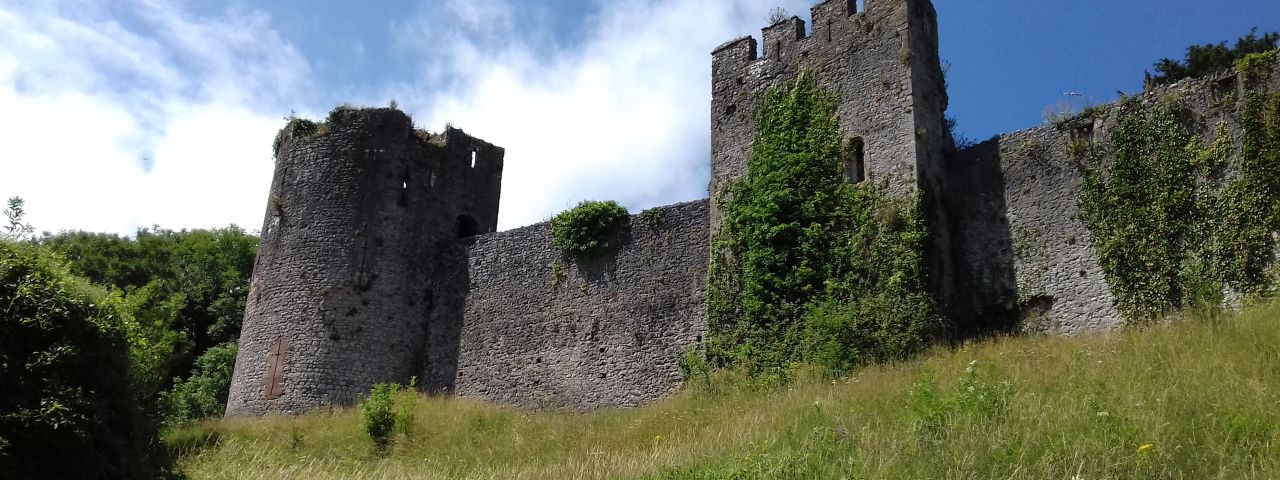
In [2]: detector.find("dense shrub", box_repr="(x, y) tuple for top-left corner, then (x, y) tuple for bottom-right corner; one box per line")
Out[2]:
(360, 384), (398, 448)
(359, 380), (416, 449)
(551, 200), (630, 257)
(0, 242), (162, 479)
(161, 341), (238, 425)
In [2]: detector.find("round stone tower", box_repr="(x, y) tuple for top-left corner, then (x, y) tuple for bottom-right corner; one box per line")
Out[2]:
(226, 107), (503, 416)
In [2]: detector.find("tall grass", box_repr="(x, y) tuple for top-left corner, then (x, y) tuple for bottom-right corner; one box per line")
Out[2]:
(170, 302), (1280, 479)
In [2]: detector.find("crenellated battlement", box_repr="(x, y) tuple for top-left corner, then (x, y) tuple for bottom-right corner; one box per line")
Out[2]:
(710, 0), (948, 194)
(710, 0), (861, 77)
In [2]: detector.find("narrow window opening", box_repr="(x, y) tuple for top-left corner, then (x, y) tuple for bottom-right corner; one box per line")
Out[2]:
(844, 137), (866, 184)
(735, 76), (744, 85)
(429, 173), (437, 188)
(774, 41), (782, 60)
(398, 171), (409, 206)
(470, 150), (477, 168)
(826, 19), (832, 42)
(456, 215), (479, 238)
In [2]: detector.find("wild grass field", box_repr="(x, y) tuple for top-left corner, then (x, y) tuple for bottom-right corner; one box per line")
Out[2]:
(168, 302), (1280, 479)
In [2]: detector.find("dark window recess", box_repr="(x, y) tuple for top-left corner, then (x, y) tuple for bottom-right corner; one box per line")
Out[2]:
(456, 215), (479, 238)
(470, 150), (477, 168)
(263, 337), (288, 400)
(725, 104), (736, 116)
(844, 137), (866, 184)
(774, 41), (782, 60)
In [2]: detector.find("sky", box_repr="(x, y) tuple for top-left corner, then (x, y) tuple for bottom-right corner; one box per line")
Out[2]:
(0, 0), (1277, 235)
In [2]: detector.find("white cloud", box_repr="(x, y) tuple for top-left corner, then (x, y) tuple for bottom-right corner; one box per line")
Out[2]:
(392, 0), (812, 229)
(0, 0), (310, 235)
(0, 0), (823, 235)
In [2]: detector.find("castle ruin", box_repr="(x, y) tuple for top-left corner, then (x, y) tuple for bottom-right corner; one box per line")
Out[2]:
(226, 0), (1280, 416)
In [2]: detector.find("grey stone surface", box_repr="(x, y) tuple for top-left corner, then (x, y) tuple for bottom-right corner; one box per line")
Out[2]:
(426, 200), (709, 410)
(226, 109), (503, 416)
(945, 61), (1280, 334)
(710, 0), (955, 307)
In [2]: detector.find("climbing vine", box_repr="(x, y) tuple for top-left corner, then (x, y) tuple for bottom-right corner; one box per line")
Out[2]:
(707, 72), (941, 375)
(1082, 53), (1280, 322)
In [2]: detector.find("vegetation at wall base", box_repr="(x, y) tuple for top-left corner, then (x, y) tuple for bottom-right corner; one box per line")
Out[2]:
(168, 298), (1280, 479)
(551, 200), (630, 257)
(358, 379), (417, 451)
(707, 71), (941, 375)
(1082, 57), (1280, 323)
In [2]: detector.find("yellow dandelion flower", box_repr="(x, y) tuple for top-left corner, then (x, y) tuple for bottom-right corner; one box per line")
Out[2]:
(1137, 443), (1153, 454)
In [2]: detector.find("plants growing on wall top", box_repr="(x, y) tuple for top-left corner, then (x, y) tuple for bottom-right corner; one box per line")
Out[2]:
(551, 200), (629, 257)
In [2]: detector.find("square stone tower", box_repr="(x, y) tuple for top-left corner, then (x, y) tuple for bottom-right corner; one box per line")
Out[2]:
(709, 0), (953, 304)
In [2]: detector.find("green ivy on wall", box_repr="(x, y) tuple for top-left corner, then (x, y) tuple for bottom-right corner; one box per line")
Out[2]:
(1082, 54), (1280, 322)
(706, 72), (941, 376)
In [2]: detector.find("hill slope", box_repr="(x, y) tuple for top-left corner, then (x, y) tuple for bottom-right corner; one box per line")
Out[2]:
(169, 303), (1280, 479)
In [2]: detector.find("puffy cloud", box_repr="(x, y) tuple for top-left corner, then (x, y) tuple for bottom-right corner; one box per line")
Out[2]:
(0, 0), (820, 234)
(390, 0), (813, 229)
(0, 0), (310, 234)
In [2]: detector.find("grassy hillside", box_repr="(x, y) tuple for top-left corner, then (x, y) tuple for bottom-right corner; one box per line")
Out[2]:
(169, 303), (1280, 479)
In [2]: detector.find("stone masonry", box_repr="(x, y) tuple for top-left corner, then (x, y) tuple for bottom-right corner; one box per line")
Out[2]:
(227, 0), (1280, 416)
(426, 200), (709, 409)
(946, 64), (1280, 334)
(711, 0), (955, 306)
(226, 108), (504, 416)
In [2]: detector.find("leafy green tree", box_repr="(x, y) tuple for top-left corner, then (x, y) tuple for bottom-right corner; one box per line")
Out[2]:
(0, 241), (166, 479)
(1145, 28), (1278, 88)
(39, 227), (257, 424)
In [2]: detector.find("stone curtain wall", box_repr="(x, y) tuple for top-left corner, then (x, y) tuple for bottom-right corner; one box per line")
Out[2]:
(946, 60), (1280, 334)
(226, 109), (503, 416)
(424, 200), (710, 410)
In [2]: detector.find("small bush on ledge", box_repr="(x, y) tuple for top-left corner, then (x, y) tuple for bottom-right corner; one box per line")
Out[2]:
(552, 200), (629, 257)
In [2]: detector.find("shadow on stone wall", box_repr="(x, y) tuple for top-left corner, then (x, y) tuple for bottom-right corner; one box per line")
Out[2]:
(945, 137), (1021, 336)
(421, 238), (468, 394)
(573, 229), (629, 284)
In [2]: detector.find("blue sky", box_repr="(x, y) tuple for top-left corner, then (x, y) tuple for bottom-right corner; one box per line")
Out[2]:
(0, 0), (1276, 235)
